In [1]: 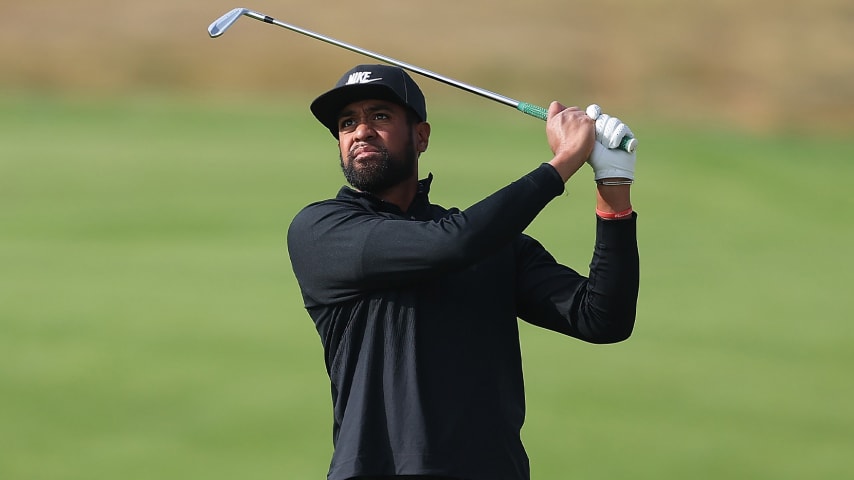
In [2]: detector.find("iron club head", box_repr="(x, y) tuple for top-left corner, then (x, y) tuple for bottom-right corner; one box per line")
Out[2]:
(208, 7), (249, 38)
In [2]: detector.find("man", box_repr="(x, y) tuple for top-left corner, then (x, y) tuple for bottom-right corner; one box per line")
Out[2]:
(287, 64), (639, 480)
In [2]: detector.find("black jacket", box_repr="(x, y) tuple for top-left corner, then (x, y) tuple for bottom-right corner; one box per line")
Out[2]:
(287, 164), (639, 480)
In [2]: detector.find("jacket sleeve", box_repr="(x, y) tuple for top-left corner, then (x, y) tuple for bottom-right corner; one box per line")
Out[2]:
(514, 213), (639, 344)
(287, 164), (565, 305)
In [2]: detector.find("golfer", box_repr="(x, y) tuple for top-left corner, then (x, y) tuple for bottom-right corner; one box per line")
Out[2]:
(287, 64), (640, 480)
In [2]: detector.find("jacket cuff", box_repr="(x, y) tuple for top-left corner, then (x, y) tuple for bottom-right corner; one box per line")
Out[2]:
(595, 211), (638, 248)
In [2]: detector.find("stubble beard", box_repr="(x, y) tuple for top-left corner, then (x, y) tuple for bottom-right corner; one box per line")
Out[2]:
(340, 136), (417, 194)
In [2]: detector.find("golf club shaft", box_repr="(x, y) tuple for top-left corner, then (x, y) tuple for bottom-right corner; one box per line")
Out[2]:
(208, 8), (636, 153)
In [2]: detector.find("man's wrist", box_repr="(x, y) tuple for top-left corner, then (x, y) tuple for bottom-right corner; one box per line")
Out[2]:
(596, 178), (632, 217)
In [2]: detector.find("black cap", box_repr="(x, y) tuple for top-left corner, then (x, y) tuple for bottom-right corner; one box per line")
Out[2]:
(310, 64), (427, 138)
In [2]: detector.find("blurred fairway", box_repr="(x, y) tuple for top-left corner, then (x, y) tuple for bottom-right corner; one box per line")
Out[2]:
(1, 92), (853, 480)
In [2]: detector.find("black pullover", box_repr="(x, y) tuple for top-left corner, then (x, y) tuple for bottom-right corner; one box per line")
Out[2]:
(287, 163), (640, 480)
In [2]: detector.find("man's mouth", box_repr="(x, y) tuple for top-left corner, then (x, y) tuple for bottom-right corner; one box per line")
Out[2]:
(351, 143), (383, 161)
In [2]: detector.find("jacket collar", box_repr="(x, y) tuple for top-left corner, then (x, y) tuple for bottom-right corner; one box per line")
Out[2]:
(336, 173), (434, 218)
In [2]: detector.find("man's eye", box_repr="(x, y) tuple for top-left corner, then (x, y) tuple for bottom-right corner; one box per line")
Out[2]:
(339, 119), (355, 129)
(374, 113), (389, 120)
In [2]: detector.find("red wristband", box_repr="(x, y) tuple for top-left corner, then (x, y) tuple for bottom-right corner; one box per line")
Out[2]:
(596, 207), (633, 219)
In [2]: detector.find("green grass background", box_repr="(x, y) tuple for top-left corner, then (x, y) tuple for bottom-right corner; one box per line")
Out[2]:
(1, 92), (852, 479)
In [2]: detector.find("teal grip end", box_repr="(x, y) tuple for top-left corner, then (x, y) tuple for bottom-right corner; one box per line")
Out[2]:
(620, 136), (638, 153)
(516, 101), (637, 153)
(517, 102), (548, 121)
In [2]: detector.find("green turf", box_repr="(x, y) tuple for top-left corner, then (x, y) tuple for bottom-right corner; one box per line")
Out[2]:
(1, 94), (852, 479)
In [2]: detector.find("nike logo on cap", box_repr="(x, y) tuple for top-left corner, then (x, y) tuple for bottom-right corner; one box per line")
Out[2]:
(346, 72), (383, 85)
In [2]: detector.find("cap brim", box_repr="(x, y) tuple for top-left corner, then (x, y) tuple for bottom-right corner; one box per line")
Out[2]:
(310, 84), (410, 138)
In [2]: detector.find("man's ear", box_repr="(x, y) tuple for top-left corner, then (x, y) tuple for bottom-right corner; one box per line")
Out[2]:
(416, 122), (431, 153)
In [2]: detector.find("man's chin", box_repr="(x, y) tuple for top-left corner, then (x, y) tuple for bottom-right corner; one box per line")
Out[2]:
(344, 168), (388, 193)
(352, 154), (384, 167)
(341, 143), (417, 194)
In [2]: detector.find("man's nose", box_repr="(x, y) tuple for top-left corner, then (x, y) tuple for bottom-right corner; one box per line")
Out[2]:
(352, 119), (376, 141)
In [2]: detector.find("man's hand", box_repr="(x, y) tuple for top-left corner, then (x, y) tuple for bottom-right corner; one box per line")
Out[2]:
(584, 104), (636, 218)
(585, 105), (636, 181)
(546, 101), (596, 183)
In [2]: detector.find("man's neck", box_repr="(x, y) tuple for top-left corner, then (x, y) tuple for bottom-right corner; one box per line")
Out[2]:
(373, 177), (419, 213)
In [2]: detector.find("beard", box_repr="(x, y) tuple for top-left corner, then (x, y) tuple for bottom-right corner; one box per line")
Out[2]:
(340, 136), (417, 194)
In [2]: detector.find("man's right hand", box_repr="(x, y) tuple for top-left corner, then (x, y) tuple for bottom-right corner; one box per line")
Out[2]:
(546, 101), (596, 183)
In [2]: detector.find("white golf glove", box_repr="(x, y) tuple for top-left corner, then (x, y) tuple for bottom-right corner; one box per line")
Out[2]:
(585, 104), (636, 181)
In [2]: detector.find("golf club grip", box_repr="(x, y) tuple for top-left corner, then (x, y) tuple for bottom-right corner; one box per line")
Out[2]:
(516, 102), (637, 153)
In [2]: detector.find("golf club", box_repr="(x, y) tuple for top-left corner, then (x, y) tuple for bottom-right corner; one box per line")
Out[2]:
(208, 7), (637, 153)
